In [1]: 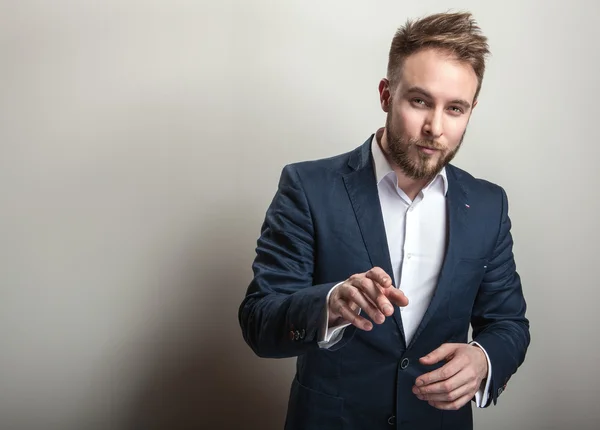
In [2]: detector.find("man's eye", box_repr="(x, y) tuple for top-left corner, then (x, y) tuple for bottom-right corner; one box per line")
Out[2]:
(413, 98), (426, 105)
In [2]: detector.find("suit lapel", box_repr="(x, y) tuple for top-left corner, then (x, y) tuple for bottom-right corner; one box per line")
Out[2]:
(343, 137), (406, 345)
(408, 166), (470, 349)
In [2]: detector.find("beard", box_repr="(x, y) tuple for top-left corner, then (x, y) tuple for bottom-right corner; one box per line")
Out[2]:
(384, 110), (465, 181)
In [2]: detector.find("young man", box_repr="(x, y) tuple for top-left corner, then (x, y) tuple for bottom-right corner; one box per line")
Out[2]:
(239, 12), (530, 430)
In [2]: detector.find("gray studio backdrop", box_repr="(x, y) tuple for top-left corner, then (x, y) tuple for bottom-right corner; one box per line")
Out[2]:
(1, 1), (598, 429)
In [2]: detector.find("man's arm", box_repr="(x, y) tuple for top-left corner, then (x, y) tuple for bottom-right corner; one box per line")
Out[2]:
(470, 186), (530, 406)
(411, 186), (529, 410)
(238, 164), (353, 358)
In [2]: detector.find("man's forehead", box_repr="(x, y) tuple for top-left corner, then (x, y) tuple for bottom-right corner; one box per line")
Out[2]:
(397, 51), (478, 102)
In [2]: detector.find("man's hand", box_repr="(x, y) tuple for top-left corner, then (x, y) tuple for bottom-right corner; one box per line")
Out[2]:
(412, 343), (488, 410)
(328, 267), (409, 330)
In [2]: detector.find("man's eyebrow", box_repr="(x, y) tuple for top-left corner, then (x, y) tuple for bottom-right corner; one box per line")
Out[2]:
(406, 86), (433, 99)
(405, 86), (471, 110)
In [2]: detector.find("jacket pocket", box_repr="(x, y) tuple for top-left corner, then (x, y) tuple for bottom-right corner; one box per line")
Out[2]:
(285, 376), (344, 430)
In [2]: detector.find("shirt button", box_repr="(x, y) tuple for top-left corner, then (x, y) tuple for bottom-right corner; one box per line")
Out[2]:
(406, 253), (412, 259)
(409, 206), (414, 212)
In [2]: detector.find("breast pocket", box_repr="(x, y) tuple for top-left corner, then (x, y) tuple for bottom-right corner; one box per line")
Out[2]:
(448, 257), (488, 320)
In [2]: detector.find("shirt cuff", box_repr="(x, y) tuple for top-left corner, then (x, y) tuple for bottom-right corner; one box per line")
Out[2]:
(471, 341), (492, 407)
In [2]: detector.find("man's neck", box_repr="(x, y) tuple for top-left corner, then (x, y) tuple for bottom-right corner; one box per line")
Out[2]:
(377, 128), (430, 200)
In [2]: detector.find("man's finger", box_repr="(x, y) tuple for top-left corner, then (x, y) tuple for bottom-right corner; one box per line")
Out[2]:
(340, 286), (385, 324)
(419, 343), (459, 366)
(365, 267), (393, 289)
(415, 355), (462, 387)
(428, 392), (473, 411)
(414, 367), (472, 395)
(384, 287), (409, 307)
(351, 276), (394, 316)
(336, 300), (373, 331)
(413, 374), (472, 402)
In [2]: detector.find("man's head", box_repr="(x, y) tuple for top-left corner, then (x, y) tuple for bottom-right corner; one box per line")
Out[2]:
(379, 12), (490, 181)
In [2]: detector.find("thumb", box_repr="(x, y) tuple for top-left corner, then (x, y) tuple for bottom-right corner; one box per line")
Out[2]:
(381, 285), (409, 307)
(419, 343), (458, 365)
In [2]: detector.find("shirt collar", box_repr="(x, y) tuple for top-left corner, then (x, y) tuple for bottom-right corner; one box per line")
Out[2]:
(371, 130), (449, 196)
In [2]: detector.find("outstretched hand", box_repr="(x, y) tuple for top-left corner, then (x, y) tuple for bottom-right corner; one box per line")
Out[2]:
(328, 267), (408, 330)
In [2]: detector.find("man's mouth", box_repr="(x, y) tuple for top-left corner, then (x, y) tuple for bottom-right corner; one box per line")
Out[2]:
(417, 146), (440, 154)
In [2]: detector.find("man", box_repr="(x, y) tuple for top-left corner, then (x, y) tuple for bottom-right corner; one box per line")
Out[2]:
(238, 11), (530, 430)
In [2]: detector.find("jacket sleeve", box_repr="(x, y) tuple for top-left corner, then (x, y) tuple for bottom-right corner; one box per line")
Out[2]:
(471, 186), (531, 406)
(238, 164), (343, 358)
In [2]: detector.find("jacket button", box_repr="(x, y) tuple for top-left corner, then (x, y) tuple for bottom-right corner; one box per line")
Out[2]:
(401, 358), (409, 369)
(387, 415), (396, 425)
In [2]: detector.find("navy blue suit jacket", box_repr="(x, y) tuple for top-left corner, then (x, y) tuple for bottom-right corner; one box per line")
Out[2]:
(239, 136), (530, 430)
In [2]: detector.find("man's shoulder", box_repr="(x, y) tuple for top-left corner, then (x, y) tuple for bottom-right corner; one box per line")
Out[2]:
(447, 164), (506, 196)
(447, 164), (509, 213)
(283, 141), (367, 179)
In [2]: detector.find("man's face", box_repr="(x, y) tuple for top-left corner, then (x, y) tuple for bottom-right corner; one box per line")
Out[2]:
(380, 48), (479, 181)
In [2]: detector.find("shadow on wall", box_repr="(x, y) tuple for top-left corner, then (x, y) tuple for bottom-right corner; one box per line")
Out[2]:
(123, 210), (294, 430)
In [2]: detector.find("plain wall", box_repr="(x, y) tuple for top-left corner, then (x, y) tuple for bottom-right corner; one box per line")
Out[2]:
(1, 0), (599, 429)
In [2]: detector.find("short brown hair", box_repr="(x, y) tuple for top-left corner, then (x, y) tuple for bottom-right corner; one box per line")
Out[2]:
(387, 11), (490, 101)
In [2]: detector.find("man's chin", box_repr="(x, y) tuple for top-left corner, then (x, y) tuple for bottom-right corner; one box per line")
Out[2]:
(411, 162), (444, 181)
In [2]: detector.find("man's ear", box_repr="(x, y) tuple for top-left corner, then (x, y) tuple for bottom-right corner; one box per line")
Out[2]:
(379, 79), (392, 113)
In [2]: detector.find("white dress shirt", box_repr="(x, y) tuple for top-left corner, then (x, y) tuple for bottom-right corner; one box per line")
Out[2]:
(318, 132), (492, 407)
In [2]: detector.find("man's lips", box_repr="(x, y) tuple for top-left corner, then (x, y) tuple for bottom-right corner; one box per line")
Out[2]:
(417, 145), (441, 154)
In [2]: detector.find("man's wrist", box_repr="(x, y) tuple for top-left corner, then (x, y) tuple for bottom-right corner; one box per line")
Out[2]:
(471, 343), (489, 379)
(328, 313), (344, 327)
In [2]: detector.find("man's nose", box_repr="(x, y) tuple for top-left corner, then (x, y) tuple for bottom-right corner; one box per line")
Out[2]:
(423, 109), (443, 138)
